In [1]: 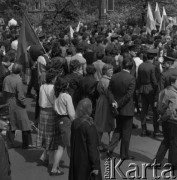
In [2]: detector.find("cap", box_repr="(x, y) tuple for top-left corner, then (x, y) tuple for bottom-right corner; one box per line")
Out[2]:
(164, 56), (175, 62)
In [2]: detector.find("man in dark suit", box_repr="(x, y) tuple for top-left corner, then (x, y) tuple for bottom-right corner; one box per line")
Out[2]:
(107, 57), (136, 160)
(137, 49), (162, 137)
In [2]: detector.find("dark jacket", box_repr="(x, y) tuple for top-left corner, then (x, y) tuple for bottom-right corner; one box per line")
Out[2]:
(109, 70), (135, 116)
(69, 116), (102, 180)
(0, 135), (11, 180)
(137, 60), (158, 95)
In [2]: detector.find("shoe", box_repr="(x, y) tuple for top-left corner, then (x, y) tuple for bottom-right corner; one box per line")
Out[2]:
(26, 93), (35, 98)
(22, 144), (36, 149)
(106, 150), (113, 157)
(121, 156), (135, 160)
(99, 146), (107, 152)
(37, 159), (49, 167)
(50, 170), (64, 176)
(133, 124), (138, 129)
(141, 130), (151, 137)
(153, 130), (163, 138)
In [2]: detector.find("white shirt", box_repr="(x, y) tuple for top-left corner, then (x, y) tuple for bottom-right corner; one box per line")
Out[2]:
(39, 84), (55, 108)
(133, 57), (143, 78)
(54, 92), (75, 120)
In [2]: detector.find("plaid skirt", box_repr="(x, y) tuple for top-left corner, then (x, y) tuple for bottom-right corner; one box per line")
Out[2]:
(36, 108), (60, 150)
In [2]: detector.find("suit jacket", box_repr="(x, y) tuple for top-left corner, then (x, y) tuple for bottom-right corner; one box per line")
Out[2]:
(137, 61), (157, 95)
(109, 70), (135, 116)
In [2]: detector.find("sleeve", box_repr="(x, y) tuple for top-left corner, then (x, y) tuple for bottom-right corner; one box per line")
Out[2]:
(16, 80), (26, 107)
(118, 77), (136, 108)
(66, 94), (75, 120)
(159, 73), (165, 92)
(86, 125), (100, 170)
(0, 137), (11, 180)
(108, 78), (116, 104)
(151, 66), (158, 90)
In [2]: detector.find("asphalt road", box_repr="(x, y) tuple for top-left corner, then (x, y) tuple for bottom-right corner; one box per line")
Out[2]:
(7, 96), (177, 180)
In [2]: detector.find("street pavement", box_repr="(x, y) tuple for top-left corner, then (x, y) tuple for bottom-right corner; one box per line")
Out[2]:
(7, 97), (177, 180)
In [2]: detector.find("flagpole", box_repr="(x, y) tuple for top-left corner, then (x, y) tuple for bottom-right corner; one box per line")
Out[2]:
(23, 11), (47, 54)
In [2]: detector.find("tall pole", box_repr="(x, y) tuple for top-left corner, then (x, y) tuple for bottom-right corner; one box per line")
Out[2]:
(99, 0), (107, 26)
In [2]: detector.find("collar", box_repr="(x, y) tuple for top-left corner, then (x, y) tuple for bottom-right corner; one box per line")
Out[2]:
(102, 75), (111, 80)
(76, 53), (83, 57)
(123, 69), (130, 73)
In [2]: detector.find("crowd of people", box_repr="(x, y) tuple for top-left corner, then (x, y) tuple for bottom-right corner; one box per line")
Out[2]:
(1, 18), (177, 179)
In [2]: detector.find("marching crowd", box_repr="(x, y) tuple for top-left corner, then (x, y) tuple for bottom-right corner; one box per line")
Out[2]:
(1, 19), (177, 179)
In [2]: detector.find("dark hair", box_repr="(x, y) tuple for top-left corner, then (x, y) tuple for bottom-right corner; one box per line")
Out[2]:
(66, 48), (73, 56)
(76, 44), (84, 53)
(76, 98), (92, 118)
(154, 40), (162, 49)
(102, 64), (113, 75)
(90, 37), (96, 44)
(70, 59), (81, 72)
(46, 68), (57, 84)
(122, 58), (133, 70)
(43, 42), (52, 53)
(50, 57), (65, 76)
(54, 77), (69, 98)
(170, 76), (177, 84)
(86, 65), (96, 75)
(59, 39), (66, 46)
(51, 43), (62, 58)
(96, 50), (104, 60)
(12, 63), (22, 74)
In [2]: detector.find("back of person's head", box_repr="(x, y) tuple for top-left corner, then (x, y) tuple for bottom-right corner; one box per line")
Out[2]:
(43, 42), (52, 53)
(76, 44), (84, 53)
(102, 64), (113, 75)
(170, 75), (177, 85)
(86, 65), (96, 75)
(90, 37), (96, 44)
(96, 49), (104, 60)
(70, 59), (81, 72)
(12, 63), (22, 74)
(122, 57), (133, 70)
(46, 68), (57, 84)
(50, 57), (65, 76)
(66, 48), (73, 56)
(54, 77), (69, 98)
(59, 39), (66, 47)
(51, 43), (62, 58)
(75, 98), (92, 118)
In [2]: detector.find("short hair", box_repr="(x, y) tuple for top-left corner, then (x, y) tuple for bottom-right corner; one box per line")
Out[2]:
(51, 43), (62, 58)
(170, 76), (177, 84)
(59, 39), (66, 46)
(12, 63), (22, 74)
(86, 65), (96, 75)
(66, 48), (73, 56)
(96, 50), (104, 60)
(70, 59), (81, 72)
(76, 44), (84, 53)
(46, 68), (57, 84)
(43, 42), (52, 53)
(54, 77), (69, 98)
(102, 64), (113, 75)
(122, 58), (133, 70)
(76, 98), (92, 118)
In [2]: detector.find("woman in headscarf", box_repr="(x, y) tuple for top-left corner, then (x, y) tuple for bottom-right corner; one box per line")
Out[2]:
(69, 98), (102, 180)
(3, 63), (32, 149)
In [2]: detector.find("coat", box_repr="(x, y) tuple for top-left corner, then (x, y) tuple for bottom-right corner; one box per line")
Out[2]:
(109, 70), (135, 116)
(0, 135), (11, 180)
(69, 116), (102, 180)
(94, 75), (115, 132)
(3, 74), (31, 131)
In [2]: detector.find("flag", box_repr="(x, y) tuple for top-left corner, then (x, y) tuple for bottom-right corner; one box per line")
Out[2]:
(70, 26), (74, 38)
(16, 13), (43, 83)
(146, 2), (156, 34)
(159, 7), (169, 32)
(76, 21), (81, 32)
(154, 2), (161, 26)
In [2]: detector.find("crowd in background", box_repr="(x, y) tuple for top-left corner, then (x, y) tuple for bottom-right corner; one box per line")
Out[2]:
(1, 18), (177, 179)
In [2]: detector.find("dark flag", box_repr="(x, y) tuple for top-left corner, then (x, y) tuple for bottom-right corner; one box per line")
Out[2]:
(16, 13), (42, 83)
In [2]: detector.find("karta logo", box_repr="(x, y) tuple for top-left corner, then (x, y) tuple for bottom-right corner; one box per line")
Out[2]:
(104, 158), (176, 179)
